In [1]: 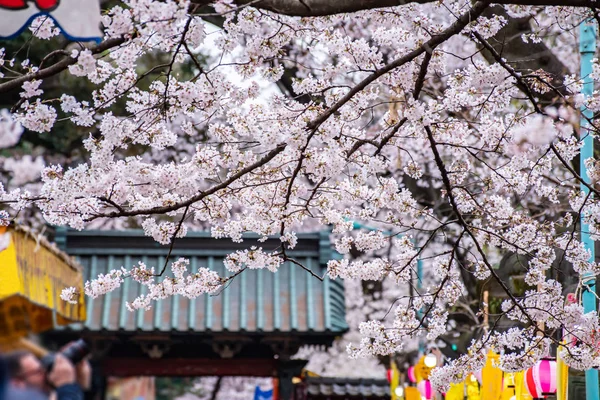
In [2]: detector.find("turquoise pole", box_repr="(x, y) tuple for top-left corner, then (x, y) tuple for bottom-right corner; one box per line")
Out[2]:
(416, 256), (424, 356)
(580, 19), (599, 400)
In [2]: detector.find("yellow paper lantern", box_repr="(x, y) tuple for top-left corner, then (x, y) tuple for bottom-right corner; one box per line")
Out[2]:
(390, 360), (401, 400)
(502, 372), (516, 400)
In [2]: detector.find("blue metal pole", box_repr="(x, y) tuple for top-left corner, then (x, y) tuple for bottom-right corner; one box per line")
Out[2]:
(416, 256), (425, 356)
(580, 19), (599, 400)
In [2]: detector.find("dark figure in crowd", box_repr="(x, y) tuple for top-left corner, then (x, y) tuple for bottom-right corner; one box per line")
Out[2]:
(5, 349), (90, 400)
(1, 355), (7, 400)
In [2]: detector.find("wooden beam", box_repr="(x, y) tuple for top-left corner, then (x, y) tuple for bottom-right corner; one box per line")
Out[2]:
(103, 358), (278, 377)
(18, 338), (49, 357)
(0, 338), (49, 357)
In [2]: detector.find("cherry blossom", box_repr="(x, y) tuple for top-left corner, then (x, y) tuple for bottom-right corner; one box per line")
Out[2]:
(1, 0), (600, 391)
(60, 287), (79, 304)
(28, 16), (61, 40)
(0, 109), (23, 149)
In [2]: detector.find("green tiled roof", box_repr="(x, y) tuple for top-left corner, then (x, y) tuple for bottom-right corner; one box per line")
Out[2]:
(55, 229), (348, 335)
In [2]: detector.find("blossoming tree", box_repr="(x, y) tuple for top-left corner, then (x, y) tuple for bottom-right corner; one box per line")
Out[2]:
(2, 0), (600, 391)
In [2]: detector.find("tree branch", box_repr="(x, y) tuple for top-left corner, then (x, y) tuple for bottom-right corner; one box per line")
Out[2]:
(219, 0), (598, 17)
(91, 0), (491, 220)
(308, 0), (491, 131)
(0, 37), (125, 94)
(96, 142), (288, 219)
(478, 5), (570, 104)
(424, 125), (542, 332)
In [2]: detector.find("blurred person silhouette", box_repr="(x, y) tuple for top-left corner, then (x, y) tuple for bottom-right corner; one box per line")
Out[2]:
(1, 355), (7, 400)
(5, 348), (88, 400)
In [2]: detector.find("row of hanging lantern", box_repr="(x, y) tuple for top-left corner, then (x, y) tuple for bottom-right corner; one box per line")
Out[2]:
(387, 350), (441, 400)
(388, 351), (560, 400)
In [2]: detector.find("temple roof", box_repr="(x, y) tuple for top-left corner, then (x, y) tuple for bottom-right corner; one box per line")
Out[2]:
(53, 229), (347, 338)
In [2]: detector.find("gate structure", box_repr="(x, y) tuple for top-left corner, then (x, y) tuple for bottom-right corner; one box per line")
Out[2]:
(45, 229), (348, 400)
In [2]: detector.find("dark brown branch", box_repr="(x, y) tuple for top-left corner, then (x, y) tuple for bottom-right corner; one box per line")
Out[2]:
(472, 31), (543, 114)
(287, 258), (324, 281)
(163, 16), (194, 112)
(98, 196), (126, 213)
(92, 1), (490, 220)
(478, 5), (570, 104)
(424, 125), (542, 331)
(218, 0), (598, 17)
(209, 377), (222, 400)
(0, 37), (126, 94)
(156, 205), (191, 277)
(95, 143), (287, 219)
(412, 50), (432, 100)
(307, 0), (491, 131)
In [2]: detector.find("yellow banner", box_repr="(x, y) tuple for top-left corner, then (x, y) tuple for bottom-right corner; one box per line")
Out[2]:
(481, 351), (503, 400)
(514, 371), (533, 400)
(466, 374), (481, 400)
(446, 382), (465, 400)
(557, 347), (568, 400)
(390, 360), (401, 400)
(0, 227), (85, 343)
(501, 373), (516, 400)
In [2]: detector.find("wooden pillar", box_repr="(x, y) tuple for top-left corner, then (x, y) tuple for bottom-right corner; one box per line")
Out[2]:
(277, 360), (307, 400)
(87, 359), (107, 400)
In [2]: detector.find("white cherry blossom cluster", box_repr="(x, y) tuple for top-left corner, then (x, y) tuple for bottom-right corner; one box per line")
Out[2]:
(20, 80), (43, 99)
(0, 109), (23, 149)
(224, 247), (283, 273)
(63, 258), (221, 310)
(60, 287), (79, 304)
(28, 16), (61, 40)
(429, 350), (486, 393)
(15, 100), (56, 133)
(3, 0), (600, 387)
(125, 258), (221, 311)
(327, 258), (390, 281)
(84, 269), (125, 299)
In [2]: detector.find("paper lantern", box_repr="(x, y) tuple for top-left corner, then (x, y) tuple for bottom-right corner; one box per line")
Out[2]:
(407, 366), (417, 383)
(525, 359), (557, 399)
(417, 380), (433, 400)
(394, 386), (404, 397)
(424, 353), (437, 368)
